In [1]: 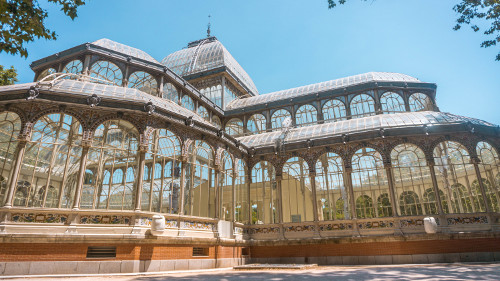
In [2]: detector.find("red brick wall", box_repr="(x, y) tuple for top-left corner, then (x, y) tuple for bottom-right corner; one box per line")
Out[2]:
(250, 238), (500, 258)
(0, 243), (245, 262)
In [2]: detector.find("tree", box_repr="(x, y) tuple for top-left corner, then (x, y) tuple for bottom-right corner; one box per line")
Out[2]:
(0, 0), (86, 58)
(327, 0), (500, 61)
(0, 65), (18, 86)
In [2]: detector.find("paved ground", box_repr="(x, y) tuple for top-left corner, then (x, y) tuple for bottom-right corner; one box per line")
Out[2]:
(3, 263), (500, 281)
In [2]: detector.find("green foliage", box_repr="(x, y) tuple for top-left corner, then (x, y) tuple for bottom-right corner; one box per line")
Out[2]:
(0, 65), (18, 86)
(327, 0), (500, 61)
(0, 0), (86, 58)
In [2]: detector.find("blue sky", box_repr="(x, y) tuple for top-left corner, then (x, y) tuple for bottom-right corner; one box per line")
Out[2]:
(1, 0), (499, 123)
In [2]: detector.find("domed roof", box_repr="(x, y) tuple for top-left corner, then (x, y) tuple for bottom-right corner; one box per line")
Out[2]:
(161, 37), (258, 95)
(227, 72), (421, 110)
(237, 111), (497, 148)
(92, 38), (160, 64)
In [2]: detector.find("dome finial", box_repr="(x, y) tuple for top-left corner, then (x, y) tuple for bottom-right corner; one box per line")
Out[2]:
(207, 15), (211, 37)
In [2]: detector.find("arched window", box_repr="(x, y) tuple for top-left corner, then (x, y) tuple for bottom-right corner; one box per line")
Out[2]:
(423, 188), (449, 214)
(350, 94), (376, 119)
(380, 92), (405, 114)
(315, 152), (349, 220)
(81, 120), (138, 210)
(295, 104), (317, 127)
(356, 195), (375, 218)
(212, 115), (222, 129)
(391, 144), (430, 216)
(142, 129), (181, 213)
(251, 161), (277, 224)
(322, 99), (346, 122)
(225, 118), (244, 137)
(476, 141), (500, 212)
(62, 60), (83, 74)
(37, 68), (56, 81)
(15, 113), (83, 209)
(271, 109), (292, 131)
(220, 151), (233, 221)
(181, 95), (195, 112)
(128, 71), (158, 96)
(282, 157), (313, 223)
(235, 159), (248, 223)
(434, 141), (484, 213)
(0, 112), (21, 207)
(90, 60), (123, 86)
(163, 83), (178, 102)
(409, 93), (433, 112)
(197, 106), (209, 122)
(351, 147), (390, 218)
(399, 191), (422, 216)
(377, 193), (393, 217)
(247, 114), (266, 135)
(185, 141), (215, 218)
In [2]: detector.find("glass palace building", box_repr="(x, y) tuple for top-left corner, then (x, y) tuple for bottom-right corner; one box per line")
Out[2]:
(0, 36), (499, 275)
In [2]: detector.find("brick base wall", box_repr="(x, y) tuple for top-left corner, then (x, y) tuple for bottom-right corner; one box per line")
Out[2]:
(0, 244), (244, 262)
(250, 238), (500, 258)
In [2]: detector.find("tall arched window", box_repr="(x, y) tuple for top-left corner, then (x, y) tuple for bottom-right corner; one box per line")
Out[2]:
(220, 151), (233, 221)
(0, 112), (21, 206)
(15, 113), (83, 208)
(423, 188), (449, 214)
(350, 94), (376, 119)
(247, 114), (266, 135)
(197, 106), (209, 122)
(163, 82), (179, 102)
(391, 143), (432, 216)
(434, 141), (484, 213)
(81, 120), (138, 210)
(202, 85), (222, 108)
(225, 118), (244, 137)
(185, 141), (215, 218)
(37, 68), (56, 81)
(380, 92), (405, 114)
(235, 159), (248, 223)
(181, 95), (195, 112)
(128, 71), (158, 96)
(315, 153), (349, 220)
(476, 141), (500, 212)
(90, 60), (123, 85)
(322, 99), (346, 122)
(351, 147), (391, 218)
(62, 60), (83, 74)
(409, 93), (433, 112)
(271, 109), (292, 131)
(282, 157), (313, 223)
(251, 161), (277, 224)
(295, 104), (317, 127)
(142, 129), (181, 213)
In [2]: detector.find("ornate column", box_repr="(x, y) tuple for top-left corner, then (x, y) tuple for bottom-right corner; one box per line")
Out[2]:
(309, 170), (319, 222)
(427, 158), (445, 215)
(246, 166), (252, 224)
(383, 161), (399, 217)
(179, 156), (187, 215)
(214, 165), (220, 219)
(134, 144), (148, 211)
(122, 64), (130, 87)
(471, 156), (492, 213)
(72, 135), (92, 210)
(344, 164), (360, 235)
(3, 140), (28, 208)
(316, 101), (324, 124)
(275, 174), (283, 224)
(231, 169), (237, 222)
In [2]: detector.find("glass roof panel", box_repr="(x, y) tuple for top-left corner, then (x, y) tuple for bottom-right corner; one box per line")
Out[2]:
(226, 72), (421, 110)
(236, 111), (497, 148)
(162, 38), (258, 95)
(92, 39), (159, 64)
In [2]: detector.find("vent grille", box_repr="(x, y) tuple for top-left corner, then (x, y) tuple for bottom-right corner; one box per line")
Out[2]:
(192, 247), (209, 257)
(86, 246), (116, 259)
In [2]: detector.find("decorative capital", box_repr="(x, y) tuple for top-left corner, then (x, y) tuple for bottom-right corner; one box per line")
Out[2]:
(26, 86), (39, 101)
(144, 101), (155, 115)
(87, 94), (101, 108)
